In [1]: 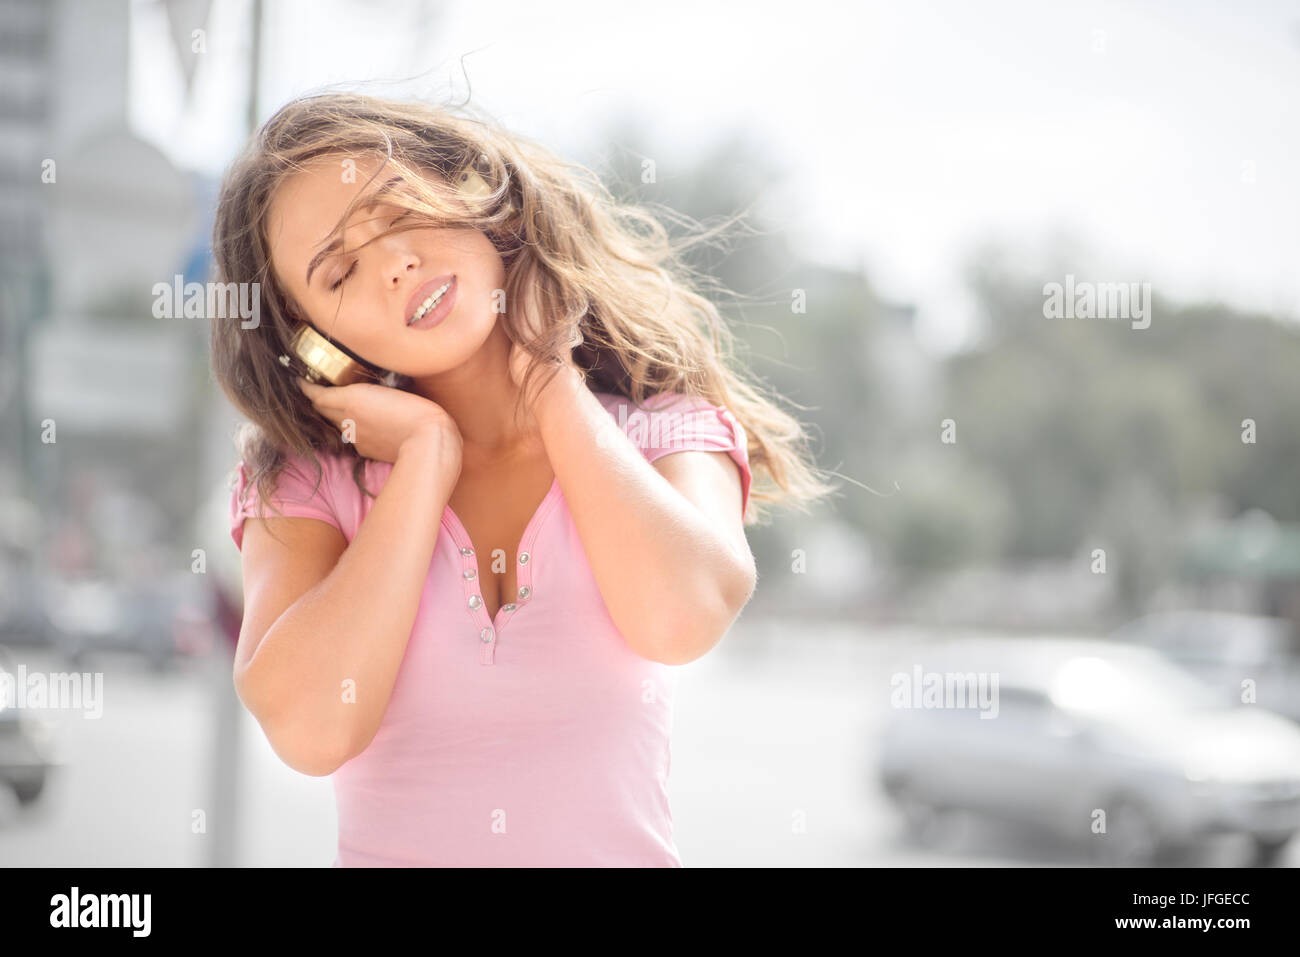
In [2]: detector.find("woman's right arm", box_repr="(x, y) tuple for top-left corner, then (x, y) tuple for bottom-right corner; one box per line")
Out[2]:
(232, 427), (459, 776)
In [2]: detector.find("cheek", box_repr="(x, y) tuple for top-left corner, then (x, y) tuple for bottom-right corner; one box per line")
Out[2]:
(469, 249), (508, 301)
(328, 307), (382, 345)
(448, 229), (505, 276)
(293, 292), (372, 349)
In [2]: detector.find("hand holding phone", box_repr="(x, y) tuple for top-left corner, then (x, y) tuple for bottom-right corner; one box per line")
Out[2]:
(295, 376), (465, 470)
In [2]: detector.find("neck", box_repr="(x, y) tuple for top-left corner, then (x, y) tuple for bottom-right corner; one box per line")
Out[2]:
(406, 322), (539, 465)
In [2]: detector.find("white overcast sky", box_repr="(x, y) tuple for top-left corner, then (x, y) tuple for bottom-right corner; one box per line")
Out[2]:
(130, 0), (1300, 352)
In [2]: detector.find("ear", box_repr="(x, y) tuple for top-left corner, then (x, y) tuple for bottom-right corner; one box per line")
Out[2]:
(279, 295), (307, 329)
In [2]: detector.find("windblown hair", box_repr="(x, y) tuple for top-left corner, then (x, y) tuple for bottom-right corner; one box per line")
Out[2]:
(210, 91), (836, 528)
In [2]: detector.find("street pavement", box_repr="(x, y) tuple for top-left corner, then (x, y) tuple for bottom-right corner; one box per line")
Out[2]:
(0, 620), (1290, 867)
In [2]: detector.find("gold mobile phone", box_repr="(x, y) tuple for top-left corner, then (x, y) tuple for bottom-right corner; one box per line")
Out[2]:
(278, 323), (388, 386)
(278, 165), (502, 386)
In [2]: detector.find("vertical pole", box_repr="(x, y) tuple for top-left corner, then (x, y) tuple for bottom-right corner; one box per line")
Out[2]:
(205, 0), (263, 870)
(246, 0), (263, 137)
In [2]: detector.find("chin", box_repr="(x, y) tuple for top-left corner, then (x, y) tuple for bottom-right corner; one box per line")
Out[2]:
(391, 344), (478, 379)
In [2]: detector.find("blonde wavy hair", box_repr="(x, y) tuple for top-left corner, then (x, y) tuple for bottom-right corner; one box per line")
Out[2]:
(210, 92), (836, 526)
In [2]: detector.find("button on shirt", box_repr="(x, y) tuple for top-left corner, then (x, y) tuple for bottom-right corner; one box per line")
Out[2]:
(228, 390), (753, 867)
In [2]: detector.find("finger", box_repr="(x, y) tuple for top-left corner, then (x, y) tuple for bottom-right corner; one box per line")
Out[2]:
(298, 377), (346, 412)
(314, 406), (344, 430)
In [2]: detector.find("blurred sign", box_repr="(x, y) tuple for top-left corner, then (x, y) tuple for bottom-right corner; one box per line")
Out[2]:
(29, 320), (188, 433)
(42, 128), (197, 317)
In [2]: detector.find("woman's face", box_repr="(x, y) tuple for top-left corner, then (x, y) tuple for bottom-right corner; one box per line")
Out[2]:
(265, 153), (506, 376)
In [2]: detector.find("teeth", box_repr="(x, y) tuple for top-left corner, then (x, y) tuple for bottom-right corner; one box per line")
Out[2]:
(409, 280), (452, 324)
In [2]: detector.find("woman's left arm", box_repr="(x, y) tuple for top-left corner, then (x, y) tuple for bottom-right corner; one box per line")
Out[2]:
(531, 366), (757, 665)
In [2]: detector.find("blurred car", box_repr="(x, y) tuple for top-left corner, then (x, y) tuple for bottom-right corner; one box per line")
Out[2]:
(0, 502), (50, 648)
(0, 644), (56, 806)
(0, 556), (49, 647)
(1111, 610), (1300, 723)
(878, 637), (1300, 865)
(43, 570), (210, 671)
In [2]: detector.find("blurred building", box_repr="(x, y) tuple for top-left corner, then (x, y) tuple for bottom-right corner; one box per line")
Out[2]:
(12, 0), (216, 577)
(0, 0), (53, 498)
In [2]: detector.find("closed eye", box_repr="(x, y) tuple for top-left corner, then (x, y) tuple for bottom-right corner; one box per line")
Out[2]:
(327, 210), (414, 293)
(328, 261), (356, 292)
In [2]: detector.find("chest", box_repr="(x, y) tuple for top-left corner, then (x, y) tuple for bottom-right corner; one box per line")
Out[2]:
(446, 454), (556, 621)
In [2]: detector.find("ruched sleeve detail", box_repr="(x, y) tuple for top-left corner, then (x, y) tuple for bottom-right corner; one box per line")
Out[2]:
(609, 391), (753, 517)
(228, 450), (343, 551)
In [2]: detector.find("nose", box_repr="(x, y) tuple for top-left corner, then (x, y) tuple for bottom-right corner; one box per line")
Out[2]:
(385, 247), (420, 287)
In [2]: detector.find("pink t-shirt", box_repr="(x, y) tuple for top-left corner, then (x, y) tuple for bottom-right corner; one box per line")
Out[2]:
(229, 389), (752, 867)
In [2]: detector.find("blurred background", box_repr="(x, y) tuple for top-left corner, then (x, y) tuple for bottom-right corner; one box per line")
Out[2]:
(1, 0), (1299, 866)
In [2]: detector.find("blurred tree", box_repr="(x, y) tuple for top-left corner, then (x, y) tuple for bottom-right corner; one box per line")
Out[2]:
(947, 245), (1300, 588)
(582, 123), (892, 559)
(579, 128), (1300, 618)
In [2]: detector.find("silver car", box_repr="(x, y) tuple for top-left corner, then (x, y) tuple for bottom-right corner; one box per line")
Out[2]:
(1112, 610), (1300, 724)
(878, 637), (1300, 865)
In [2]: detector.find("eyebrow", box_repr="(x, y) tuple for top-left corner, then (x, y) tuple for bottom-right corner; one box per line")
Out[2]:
(304, 175), (404, 288)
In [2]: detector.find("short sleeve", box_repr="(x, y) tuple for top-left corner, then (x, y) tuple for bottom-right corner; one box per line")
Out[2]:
(228, 450), (344, 551)
(617, 392), (752, 517)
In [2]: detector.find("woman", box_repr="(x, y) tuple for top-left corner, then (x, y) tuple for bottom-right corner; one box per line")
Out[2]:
(210, 92), (834, 866)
